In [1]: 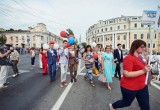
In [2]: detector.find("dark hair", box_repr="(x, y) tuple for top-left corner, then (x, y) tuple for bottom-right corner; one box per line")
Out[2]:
(85, 45), (92, 52)
(129, 39), (146, 55)
(63, 40), (68, 43)
(105, 45), (111, 51)
(117, 43), (121, 46)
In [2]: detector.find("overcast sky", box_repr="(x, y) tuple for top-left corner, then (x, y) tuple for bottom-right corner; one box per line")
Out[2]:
(0, 0), (160, 42)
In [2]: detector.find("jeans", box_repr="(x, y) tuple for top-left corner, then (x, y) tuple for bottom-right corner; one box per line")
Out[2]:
(31, 57), (35, 65)
(112, 86), (150, 110)
(48, 63), (57, 81)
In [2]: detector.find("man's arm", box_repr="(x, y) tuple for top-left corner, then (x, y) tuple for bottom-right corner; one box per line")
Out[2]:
(0, 50), (11, 58)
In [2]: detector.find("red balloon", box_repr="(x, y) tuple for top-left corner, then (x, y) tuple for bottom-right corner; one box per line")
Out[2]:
(60, 31), (66, 37)
(93, 54), (98, 60)
(66, 43), (71, 48)
(49, 40), (55, 44)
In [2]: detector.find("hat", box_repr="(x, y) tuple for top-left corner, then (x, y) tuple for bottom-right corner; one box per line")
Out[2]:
(49, 40), (55, 44)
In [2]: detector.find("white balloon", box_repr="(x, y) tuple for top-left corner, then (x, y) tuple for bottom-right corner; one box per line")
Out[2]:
(54, 43), (59, 50)
(63, 38), (68, 42)
(92, 42), (97, 47)
(43, 44), (49, 50)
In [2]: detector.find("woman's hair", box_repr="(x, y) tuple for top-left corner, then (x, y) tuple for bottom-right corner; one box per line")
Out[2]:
(85, 45), (92, 52)
(129, 39), (146, 55)
(105, 45), (111, 51)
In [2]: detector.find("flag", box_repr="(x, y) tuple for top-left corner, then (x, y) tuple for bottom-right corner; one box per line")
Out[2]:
(155, 6), (160, 31)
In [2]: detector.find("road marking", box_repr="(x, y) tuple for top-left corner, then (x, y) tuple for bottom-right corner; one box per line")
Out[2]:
(51, 60), (82, 110)
(7, 70), (30, 78)
(151, 81), (160, 90)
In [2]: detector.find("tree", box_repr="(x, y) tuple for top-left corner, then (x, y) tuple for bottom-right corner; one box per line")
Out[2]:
(0, 34), (7, 44)
(81, 42), (86, 48)
(66, 28), (74, 36)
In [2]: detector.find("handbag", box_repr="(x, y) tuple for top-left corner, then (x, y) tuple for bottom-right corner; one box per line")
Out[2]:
(151, 63), (159, 75)
(98, 74), (106, 83)
(92, 68), (99, 75)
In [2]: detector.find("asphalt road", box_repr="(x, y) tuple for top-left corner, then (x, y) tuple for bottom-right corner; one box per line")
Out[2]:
(0, 54), (159, 110)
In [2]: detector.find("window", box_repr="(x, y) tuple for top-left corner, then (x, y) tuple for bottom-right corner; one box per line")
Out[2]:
(124, 35), (126, 40)
(97, 30), (99, 33)
(134, 34), (137, 39)
(105, 28), (107, 31)
(10, 37), (13, 42)
(110, 36), (112, 41)
(106, 37), (108, 41)
(101, 29), (103, 32)
(117, 26), (120, 30)
(117, 36), (120, 40)
(41, 36), (44, 41)
(147, 34), (150, 39)
(141, 23), (144, 27)
(110, 27), (112, 31)
(134, 23), (137, 28)
(124, 25), (126, 29)
(98, 38), (99, 42)
(16, 37), (18, 43)
(148, 43), (150, 48)
(122, 44), (125, 49)
(22, 36), (24, 40)
(141, 34), (144, 39)
(101, 37), (103, 41)
(155, 34), (156, 39)
(153, 43), (155, 48)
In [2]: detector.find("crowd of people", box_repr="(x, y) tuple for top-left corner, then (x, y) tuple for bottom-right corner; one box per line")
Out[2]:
(1, 39), (159, 110)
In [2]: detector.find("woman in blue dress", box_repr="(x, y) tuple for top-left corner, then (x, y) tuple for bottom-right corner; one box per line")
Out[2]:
(101, 45), (115, 90)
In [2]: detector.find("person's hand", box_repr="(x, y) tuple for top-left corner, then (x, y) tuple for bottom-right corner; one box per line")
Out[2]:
(116, 61), (119, 64)
(101, 67), (104, 71)
(18, 60), (20, 64)
(7, 50), (11, 54)
(52, 53), (55, 56)
(143, 65), (151, 73)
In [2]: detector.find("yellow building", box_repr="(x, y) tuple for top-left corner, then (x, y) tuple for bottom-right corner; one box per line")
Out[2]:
(86, 16), (160, 52)
(0, 23), (63, 48)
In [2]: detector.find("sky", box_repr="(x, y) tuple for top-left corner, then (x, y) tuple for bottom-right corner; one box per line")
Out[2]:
(0, 0), (160, 42)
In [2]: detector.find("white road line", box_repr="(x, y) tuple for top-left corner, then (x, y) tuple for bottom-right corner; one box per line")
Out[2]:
(51, 60), (82, 110)
(7, 70), (30, 78)
(151, 81), (160, 90)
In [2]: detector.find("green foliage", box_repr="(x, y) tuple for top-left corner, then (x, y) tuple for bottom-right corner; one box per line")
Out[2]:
(0, 34), (7, 44)
(66, 29), (74, 36)
(81, 42), (86, 48)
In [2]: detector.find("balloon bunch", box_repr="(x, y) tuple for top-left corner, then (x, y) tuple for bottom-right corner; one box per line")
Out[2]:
(43, 40), (60, 50)
(60, 31), (75, 48)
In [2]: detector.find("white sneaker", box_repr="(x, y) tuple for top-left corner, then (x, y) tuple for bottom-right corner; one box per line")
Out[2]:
(13, 74), (17, 78)
(109, 104), (115, 110)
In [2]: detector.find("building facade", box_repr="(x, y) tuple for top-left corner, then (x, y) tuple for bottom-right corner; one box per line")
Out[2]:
(0, 23), (63, 48)
(86, 16), (160, 52)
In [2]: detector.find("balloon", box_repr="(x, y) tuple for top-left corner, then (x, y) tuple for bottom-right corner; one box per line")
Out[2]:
(68, 34), (74, 38)
(63, 38), (68, 42)
(49, 40), (55, 44)
(68, 37), (75, 45)
(80, 48), (85, 54)
(92, 42), (96, 47)
(93, 54), (98, 60)
(60, 31), (66, 37)
(43, 44), (49, 50)
(54, 43), (59, 50)
(66, 43), (71, 48)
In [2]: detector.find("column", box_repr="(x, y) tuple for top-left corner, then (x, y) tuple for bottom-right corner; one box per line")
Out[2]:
(112, 34), (114, 49)
(115, 33), (117, 48)
(103, 35), (105, 48)
(126, 32), (129, 50)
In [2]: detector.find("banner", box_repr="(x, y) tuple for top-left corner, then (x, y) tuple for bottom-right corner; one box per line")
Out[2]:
(155, 6), (160, 31)
(142, 10), (157, 25)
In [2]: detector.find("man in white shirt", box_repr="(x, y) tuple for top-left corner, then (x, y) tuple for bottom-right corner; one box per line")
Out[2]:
(58, 40), (69, 87)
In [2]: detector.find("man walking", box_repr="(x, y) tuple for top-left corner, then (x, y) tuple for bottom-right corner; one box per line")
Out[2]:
(47, 41), (58, 82)
(114, 44), (123, 80)
(58, 40), (69, 87)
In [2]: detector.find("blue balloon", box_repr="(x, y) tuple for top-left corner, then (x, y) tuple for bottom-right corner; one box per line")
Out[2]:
(68, 37), (75, 45)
